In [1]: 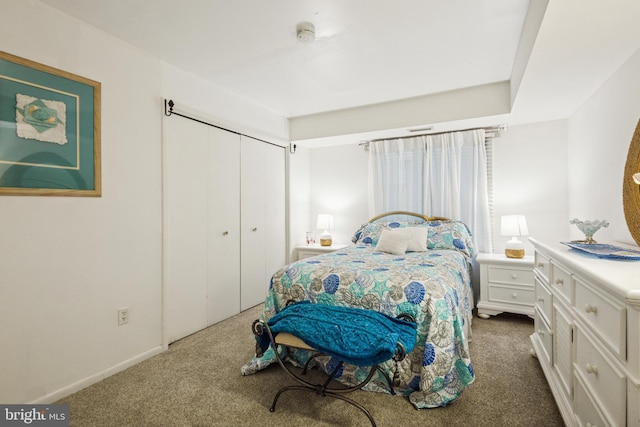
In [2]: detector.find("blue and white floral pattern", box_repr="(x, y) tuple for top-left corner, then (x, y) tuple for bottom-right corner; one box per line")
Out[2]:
(241, 242), (475, 409)
(351, 220), (475, 258)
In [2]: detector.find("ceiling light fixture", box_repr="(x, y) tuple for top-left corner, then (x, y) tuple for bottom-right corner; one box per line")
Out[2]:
(296, 22), (315, 43)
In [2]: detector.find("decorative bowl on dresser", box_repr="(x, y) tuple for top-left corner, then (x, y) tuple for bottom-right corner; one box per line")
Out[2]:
(529, 237), (640, 427)
(476, 252), (535, 319)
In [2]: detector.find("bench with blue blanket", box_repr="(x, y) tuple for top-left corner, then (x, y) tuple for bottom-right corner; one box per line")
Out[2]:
(252, 301), (418, 427)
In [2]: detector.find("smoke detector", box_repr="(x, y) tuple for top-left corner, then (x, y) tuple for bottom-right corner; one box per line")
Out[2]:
(296, 22), (315, 43)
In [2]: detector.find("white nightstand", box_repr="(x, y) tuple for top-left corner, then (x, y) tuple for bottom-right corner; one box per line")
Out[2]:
(296, 244), (349, 260)
(476, 253), (535, 319)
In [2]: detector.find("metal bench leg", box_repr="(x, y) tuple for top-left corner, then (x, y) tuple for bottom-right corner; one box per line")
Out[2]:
(253, 319), (380, 427)
(269, 384), (377, 427)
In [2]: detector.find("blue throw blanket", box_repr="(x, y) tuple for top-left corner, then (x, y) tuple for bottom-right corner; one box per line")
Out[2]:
(257, 301), (417, 367)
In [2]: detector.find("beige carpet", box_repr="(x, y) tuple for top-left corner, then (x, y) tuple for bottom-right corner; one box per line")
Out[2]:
(57, 306), (564, 426)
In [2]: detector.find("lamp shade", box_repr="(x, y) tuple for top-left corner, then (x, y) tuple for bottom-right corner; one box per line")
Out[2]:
(500, 215), (529, 237)
(316, 214), (334, 230)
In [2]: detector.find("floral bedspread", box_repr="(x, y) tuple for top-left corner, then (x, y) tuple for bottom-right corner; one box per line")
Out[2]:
(241, 242), (475, 409)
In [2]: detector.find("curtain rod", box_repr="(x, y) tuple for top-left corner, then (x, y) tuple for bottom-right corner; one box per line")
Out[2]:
(163, 99), (290, 151)
(360, 124), (507, 146)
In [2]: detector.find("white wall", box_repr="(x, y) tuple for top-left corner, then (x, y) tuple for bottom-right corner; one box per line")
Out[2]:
(161, 63), (289, 146)
(308, 144), (370, 246)
(0, 0), (288, 404)
(288, 146), (311, 259)
(567, 48), (640, 246)
(0, 1), (163, 404)
(492, 120), (569, 255)
(303, 121), (570, 258)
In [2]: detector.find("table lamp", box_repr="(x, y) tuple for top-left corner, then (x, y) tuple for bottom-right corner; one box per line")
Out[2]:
(501, 215), (528, 258)
(316, 214), (334, 246)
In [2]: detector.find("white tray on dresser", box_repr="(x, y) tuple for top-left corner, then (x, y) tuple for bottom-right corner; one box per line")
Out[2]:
(529, 237), (640, 427)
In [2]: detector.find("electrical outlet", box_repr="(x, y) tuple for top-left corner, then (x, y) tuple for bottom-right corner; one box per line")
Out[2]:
(117, 308), (129, 326)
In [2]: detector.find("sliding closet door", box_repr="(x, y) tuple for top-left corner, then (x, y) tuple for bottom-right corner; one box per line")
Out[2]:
(164, 116), (210, 342)
(240, 137), (267, 310)
(240, 136), (286, 310)
(164, 117), (241, 343)
(207, 127), (241, 325)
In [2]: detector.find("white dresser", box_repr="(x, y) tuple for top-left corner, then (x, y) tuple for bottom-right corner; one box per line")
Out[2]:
(529, 238), (640, 427)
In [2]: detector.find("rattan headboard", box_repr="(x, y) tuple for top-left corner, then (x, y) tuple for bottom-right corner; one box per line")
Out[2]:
(367, 211), (450, 223)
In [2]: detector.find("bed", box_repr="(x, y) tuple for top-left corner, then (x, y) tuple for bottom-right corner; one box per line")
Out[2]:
(241, 212), (476, 409)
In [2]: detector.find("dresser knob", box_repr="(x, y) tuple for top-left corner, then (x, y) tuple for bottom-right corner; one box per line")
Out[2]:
(537, 262), (545, 268)
(537, 296), (544, 302)
(252, 227), (258, 232)
(555, 278), (564, 285)
(222, 231), (229, 236)
(585, 363), (598, 375)
(511, 274), (517, 280)
(511, 293), (518, 299)
(584, 304), (597, 314)
(537, 330), (545, 336)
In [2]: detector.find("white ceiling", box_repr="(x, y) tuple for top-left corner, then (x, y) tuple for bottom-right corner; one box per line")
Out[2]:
(38, 0), (640, 145)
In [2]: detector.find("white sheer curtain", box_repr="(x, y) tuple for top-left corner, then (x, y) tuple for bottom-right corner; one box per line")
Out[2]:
(368, 129), (493, 253)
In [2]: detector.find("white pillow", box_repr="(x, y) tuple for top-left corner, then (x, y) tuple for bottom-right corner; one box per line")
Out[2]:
(375, 229), (412, 255)
(404, 227), (428, 252)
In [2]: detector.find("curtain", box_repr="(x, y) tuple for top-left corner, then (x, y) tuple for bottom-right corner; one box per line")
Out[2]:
(368, 129), (493, 253)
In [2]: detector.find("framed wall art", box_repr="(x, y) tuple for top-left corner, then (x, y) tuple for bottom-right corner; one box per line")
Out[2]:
(0, 51), (101, 196)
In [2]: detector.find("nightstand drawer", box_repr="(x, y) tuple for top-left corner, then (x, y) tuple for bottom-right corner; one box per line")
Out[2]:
(575, 327), (626, 426)
(488, 284), (534, 306)
(298, 250), (320, 260)
(534, 276), (552, 326)
(487, 266), (534, 286)
(550, 261), (572, 304)
(296, 244), (349, 261)
(574, 277), (626, 359)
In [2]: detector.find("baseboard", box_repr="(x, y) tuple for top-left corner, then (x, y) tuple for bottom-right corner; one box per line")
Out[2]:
(29, 346), (164, 404)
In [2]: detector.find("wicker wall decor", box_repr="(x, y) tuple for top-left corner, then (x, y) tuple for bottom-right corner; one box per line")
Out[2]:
(623, 119), (640, 246)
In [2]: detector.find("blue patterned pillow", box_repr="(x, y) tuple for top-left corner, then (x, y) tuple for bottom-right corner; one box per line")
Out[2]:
(425, 220), (475, 257)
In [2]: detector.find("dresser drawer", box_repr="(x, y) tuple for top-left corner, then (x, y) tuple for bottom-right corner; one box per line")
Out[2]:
(550, 261), (572, 304)
(487, 284), (534, 307)
(553, 303), (573, 398)
(574, 372), (610, 427)
(534, 276), (552, 326)
(575, 327), (625, 427)
(534, 250), (550, 282)
(487, 266), (534, 286)
(574, 277), (626, 359)
(534, 308), (552, 365)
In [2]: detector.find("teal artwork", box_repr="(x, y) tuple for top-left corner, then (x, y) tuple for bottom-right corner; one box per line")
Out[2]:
(15, 95), (67, 145)
(0, 51), (101, 196)
(17, 98), (65, 132)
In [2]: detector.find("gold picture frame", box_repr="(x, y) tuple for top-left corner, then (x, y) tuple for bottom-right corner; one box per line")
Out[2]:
(623, 119), (640, 246)
(0, 51), (101, 196)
